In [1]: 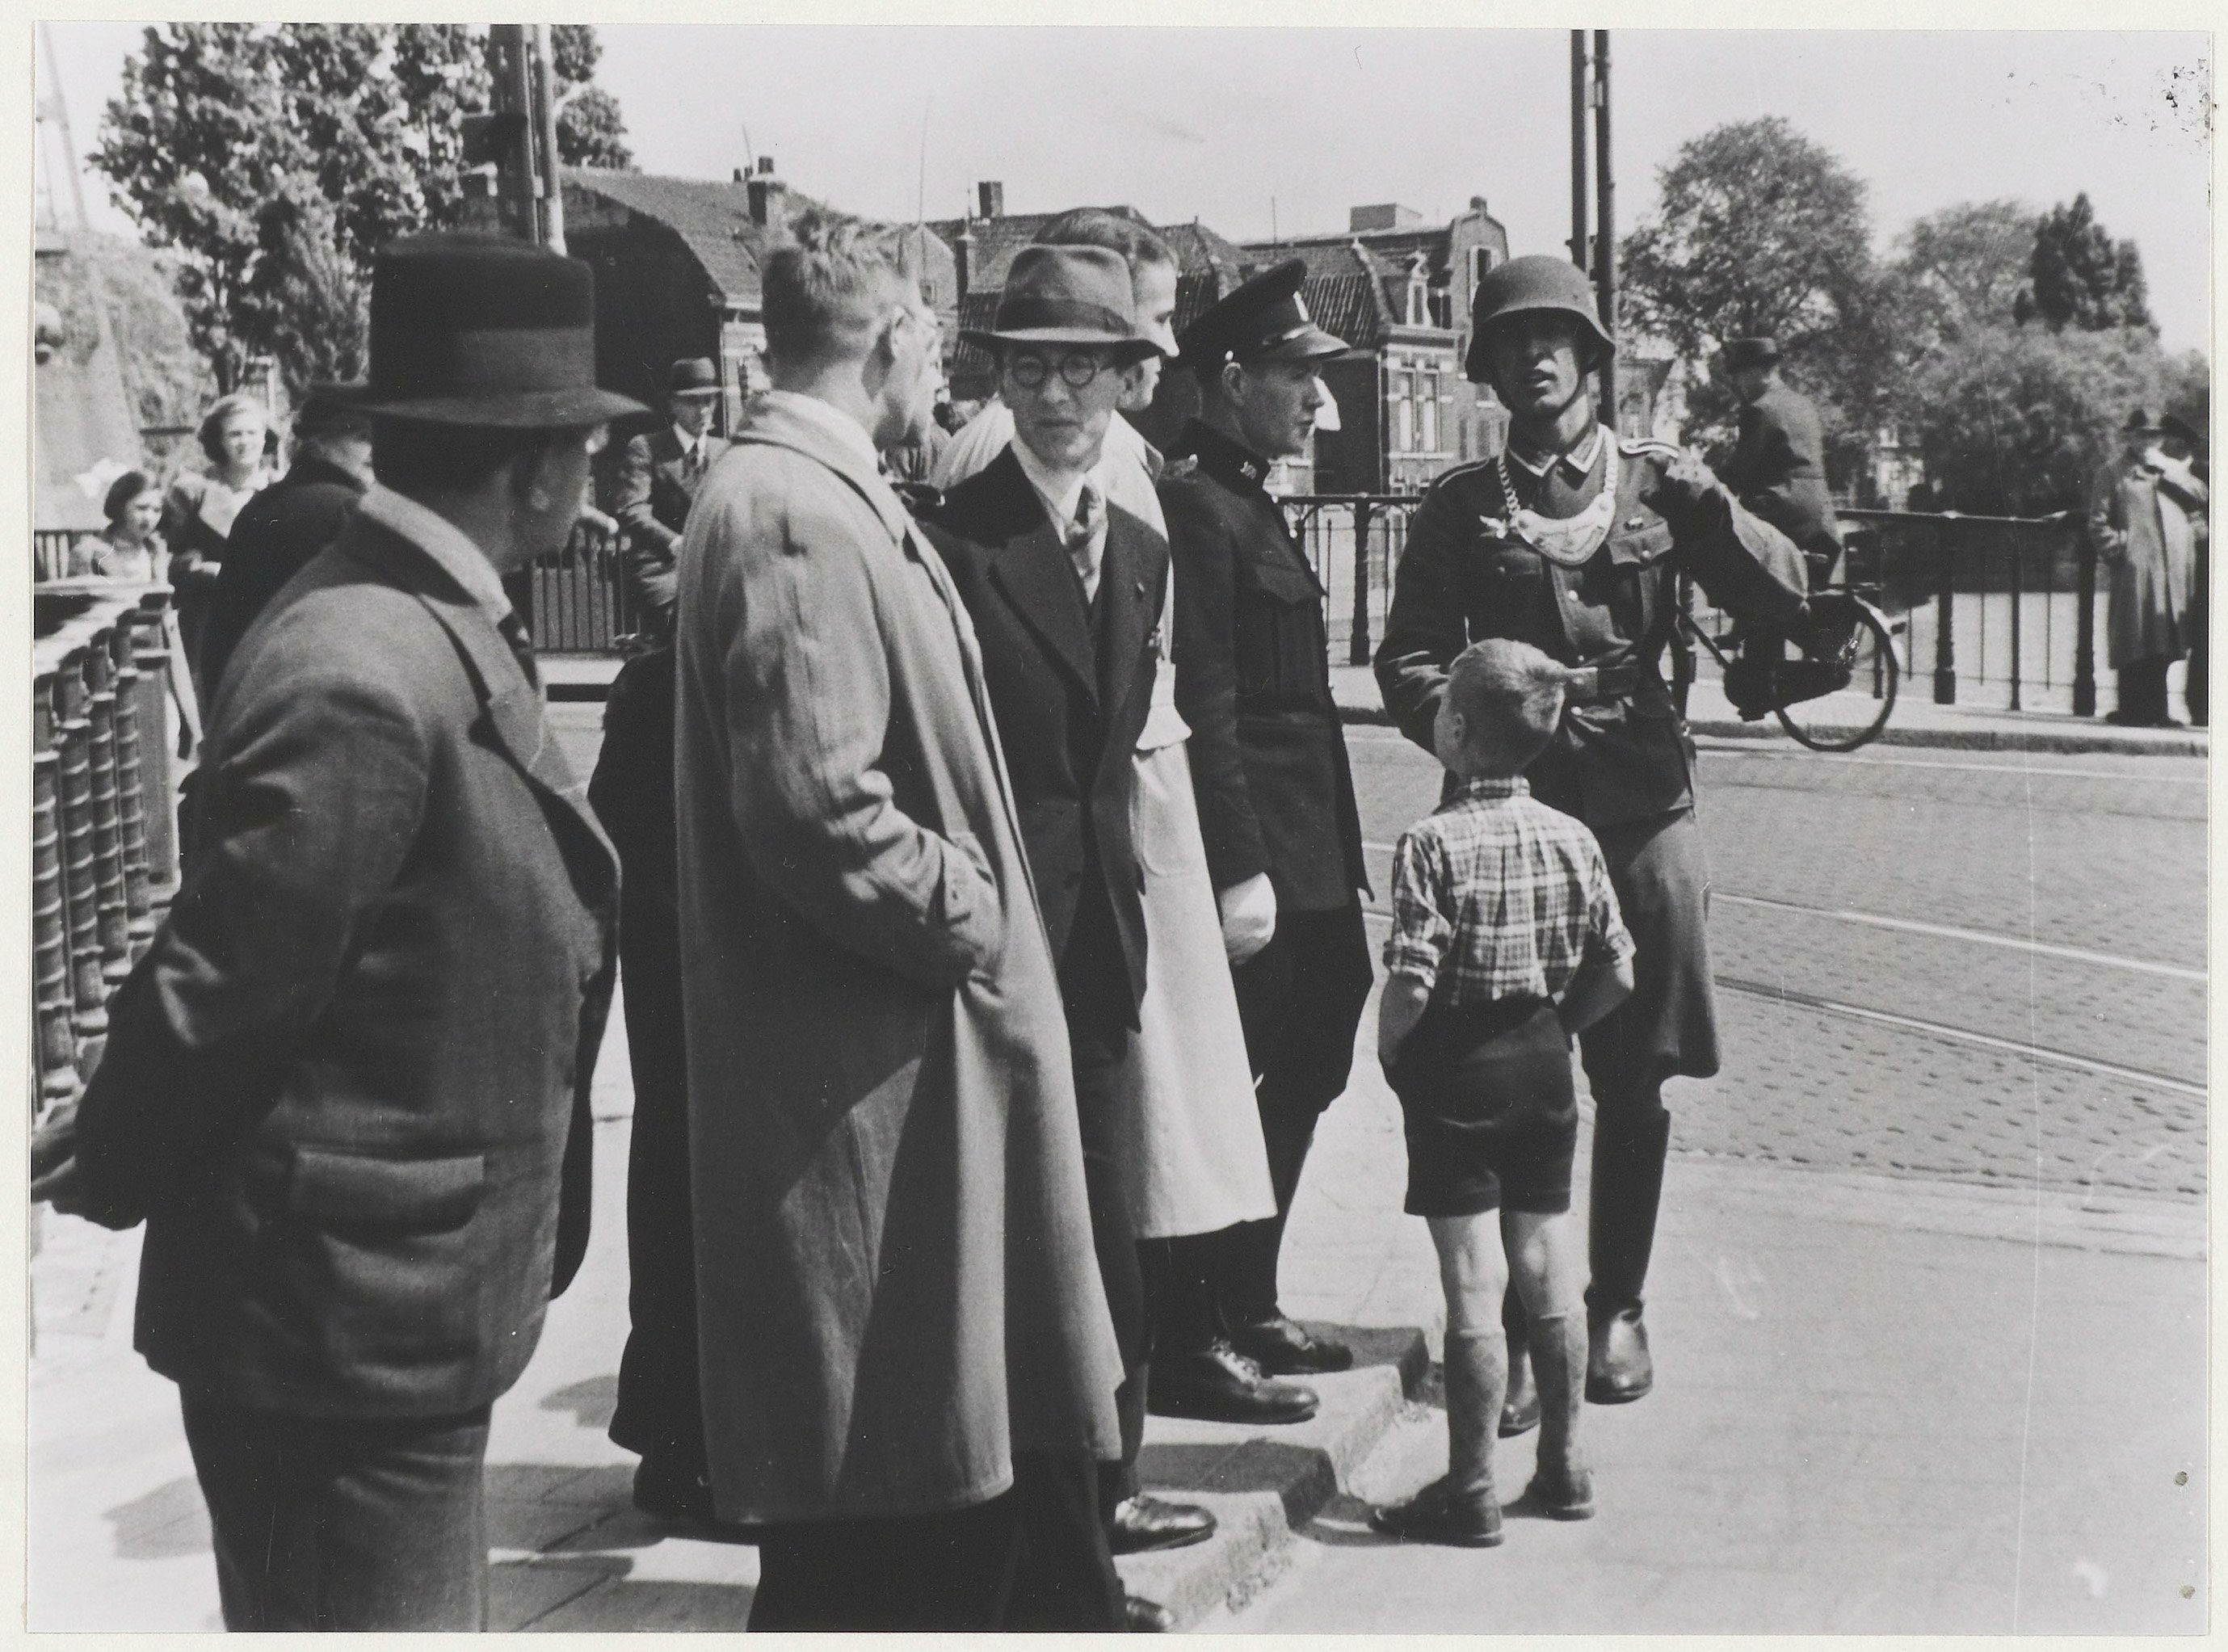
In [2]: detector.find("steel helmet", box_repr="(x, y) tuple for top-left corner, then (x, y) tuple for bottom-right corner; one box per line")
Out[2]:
(1465, 254), (1615, 383)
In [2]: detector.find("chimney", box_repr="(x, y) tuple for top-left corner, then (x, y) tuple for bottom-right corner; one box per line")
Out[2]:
(757, 155), (776, 175)
(734, 167), (746, 182)
(977, 180), (1004, 220)
(746, 162), (787, 234)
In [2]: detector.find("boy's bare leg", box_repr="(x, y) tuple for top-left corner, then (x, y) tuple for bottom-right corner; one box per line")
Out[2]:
(1506, 1209), (1595, 1517)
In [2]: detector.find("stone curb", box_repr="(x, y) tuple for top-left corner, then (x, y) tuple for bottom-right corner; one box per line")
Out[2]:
(1117, 1325), (1430, 1628)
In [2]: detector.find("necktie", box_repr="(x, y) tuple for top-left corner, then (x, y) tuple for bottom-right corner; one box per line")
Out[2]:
(1065, 479), (1105, 603)
(497, 608), (540, 691)
(685, 439), (704, 480)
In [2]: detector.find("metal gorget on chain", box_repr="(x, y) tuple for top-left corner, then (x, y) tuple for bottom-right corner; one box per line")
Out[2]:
(1483, 435), (1621, 568)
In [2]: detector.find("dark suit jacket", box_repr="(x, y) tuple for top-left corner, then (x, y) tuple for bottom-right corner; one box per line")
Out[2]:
(1723, 382), (1842, 558)
(1161, 421), (1368, 912)
(921, 447), (1167, 1019)
(73, 490), (620, 1419)
(612, 426), (731, 617)
(199, 452), (367, 701)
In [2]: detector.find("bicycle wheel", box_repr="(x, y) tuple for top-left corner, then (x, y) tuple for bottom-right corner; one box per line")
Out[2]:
(1775, 593), (1900, 752)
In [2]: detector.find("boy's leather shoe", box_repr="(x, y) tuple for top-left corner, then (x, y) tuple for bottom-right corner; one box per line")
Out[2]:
(1368, 1476), (1504, 1548)
(1586, 1307), (1653, 1403)
(1230, 1314), (1353, 1375)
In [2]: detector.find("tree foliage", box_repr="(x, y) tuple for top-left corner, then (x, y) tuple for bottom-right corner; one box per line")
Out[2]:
(95, 23), (630, 400)
(1906, 325), (2167, 515)
(2016, 193), (2152, 332)
(1890, 200), (2037, 351)
(1620, 117), (1892, 477)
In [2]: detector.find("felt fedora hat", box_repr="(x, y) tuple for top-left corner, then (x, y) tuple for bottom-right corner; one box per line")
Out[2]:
(963, 244), (1162, 360)
(357, 232), (648, 428)
(667, 357), (721, 398)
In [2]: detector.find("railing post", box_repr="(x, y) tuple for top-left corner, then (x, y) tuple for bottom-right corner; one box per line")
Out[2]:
(2072, 518), (2099, 717)
(84, 625), (136, 993)
(1933, 520), (1957, 704)
(1350, 499), (1375, 666)
(32, 667), (79, 1113)
(53, 641), (109, 1071)
(110, 617), (156, 957)
(132, 590), (181, 908)
(2006, 528), (2024, 713)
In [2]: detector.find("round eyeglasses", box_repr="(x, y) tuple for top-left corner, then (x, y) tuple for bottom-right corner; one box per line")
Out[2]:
(1005, 351), (1114, 391)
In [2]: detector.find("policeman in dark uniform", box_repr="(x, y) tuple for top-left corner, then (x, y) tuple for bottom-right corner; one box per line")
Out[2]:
(1377, 258), (1808, 1408)
(1156, 261), (1374, 1392)
(1719, 337), (1843, 589)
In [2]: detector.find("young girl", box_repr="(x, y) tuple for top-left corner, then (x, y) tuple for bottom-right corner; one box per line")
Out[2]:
(94, 470), (166, 582)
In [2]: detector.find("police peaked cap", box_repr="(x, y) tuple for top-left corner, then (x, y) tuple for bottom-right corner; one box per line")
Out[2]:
(1465, 254), (1615, 383)
(1181, 259), (1347, 372)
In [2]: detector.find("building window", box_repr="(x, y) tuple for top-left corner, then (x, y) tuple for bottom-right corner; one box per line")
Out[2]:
(1419, 371), (1440, 452)
(1389, 368), (1410, 453)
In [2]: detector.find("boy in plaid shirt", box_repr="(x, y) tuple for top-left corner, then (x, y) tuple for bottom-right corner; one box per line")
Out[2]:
(1370, 638), (1634, 1547)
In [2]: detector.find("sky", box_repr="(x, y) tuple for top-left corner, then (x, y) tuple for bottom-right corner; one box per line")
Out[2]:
(42, 23), (2214, 354)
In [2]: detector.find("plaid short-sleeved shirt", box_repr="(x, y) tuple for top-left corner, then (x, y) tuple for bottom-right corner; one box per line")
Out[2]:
(1384, 776), (1634, 1006)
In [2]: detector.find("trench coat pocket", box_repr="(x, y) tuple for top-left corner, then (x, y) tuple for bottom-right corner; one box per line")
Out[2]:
(944, 827), (1005, 982)
(288, 1147), (487, 1235)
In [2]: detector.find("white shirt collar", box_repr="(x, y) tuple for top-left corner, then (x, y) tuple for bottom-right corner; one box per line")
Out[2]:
(1507, 423), (1607, 481)
(672, 422), (703, 456)
(758, 390), (883, 477)
(353, 485), (516, 620)
(1010, 435), (1103, 535)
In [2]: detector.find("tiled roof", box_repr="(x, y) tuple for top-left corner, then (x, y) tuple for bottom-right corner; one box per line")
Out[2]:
(1299, 271), (1388, 351)
(562, 168), (842, 303)
(927, 206), (1247, 289)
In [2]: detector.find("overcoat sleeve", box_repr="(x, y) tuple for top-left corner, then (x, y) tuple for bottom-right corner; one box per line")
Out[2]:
(612, 434), (683, 613)
(72, 658), (431, 1229)
(1374, 482), (1474, 756)
(1163, 480), (1271, 890)
(708, 481), (1002, 991)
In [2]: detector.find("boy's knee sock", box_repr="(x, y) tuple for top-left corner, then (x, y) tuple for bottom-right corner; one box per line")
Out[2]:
(1443, 1326), (1508, 1505)
(1528, 1310), (1588, 1479)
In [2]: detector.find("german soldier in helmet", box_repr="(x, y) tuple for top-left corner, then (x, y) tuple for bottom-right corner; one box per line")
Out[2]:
(1377, 255), (1808, 1414)
(1158, 259), (1375, 1404)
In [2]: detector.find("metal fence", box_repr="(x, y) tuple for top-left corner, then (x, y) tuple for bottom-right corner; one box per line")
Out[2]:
(1281, 494), (1423, 666)
(528, 519), (646, 653)
(32, 583), (186, 1120)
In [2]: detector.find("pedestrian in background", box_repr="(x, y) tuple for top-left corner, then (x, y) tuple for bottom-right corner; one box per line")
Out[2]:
(1160, 260), (1375, 1401)
(163, 391), (276, 698)
(675, 216), (1126, 1631)
(1370, 639), (1632, 1548)
(2159, 410), (2209, 729)
(32, 231), (640, 1630)
(1377, 256), (1806, 1415)
(1718, 336), (1843, 591)
(197, 383), (374, 702)
(91, 469), (165, 581)
(611, 357), (729, 642)
(2092, 410), (2198, 727)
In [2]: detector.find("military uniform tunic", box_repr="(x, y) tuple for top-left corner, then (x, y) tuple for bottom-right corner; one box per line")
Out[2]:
(1377, 427), (1806, 1094)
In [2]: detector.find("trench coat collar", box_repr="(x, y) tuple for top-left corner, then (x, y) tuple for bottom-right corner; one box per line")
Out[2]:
(737, 391), (912, 544)
(336, 493), (616, 885)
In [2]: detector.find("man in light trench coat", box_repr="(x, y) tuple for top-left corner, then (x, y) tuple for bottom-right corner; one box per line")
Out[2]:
(674, 215), (1129, 1631)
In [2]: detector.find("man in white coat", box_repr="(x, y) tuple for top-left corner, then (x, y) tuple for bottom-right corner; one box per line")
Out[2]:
(675, 214), (1126, 1630)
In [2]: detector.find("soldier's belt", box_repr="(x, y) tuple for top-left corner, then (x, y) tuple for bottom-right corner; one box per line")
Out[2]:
(1564, 660), (1641, 705)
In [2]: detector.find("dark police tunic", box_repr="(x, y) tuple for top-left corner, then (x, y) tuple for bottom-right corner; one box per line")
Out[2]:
(1161, 420), (1368, 910)
(1722, 381), (1843, 570)
(1376, 429), (1806, 1094)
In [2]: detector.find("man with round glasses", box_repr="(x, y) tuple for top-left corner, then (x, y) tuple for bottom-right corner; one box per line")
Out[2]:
(921, 244), (1213, 1628)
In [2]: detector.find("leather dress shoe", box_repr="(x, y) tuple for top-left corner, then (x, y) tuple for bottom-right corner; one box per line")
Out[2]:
(1586, 1306), (1654, 1404)
(1150, 1339), (1318, 1423)
(1230, 1314), (1353, 1375)
(1519, 1464), (1595, 1520)
(1368, 1476), (1503, 1548)
(1109, 1494), (1216, 1556)
(633, 1454), (752, 1539)
(1125, 1595), (1175, 1632)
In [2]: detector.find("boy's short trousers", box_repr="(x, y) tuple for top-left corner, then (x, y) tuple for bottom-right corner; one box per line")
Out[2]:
(1387, 994), (1577, 1217)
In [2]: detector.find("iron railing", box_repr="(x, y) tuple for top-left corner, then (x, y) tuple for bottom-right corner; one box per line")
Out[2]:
(1280, 494), (1424, 666)
(32, 582), (185, 1120)
(528, 518), (645, 654)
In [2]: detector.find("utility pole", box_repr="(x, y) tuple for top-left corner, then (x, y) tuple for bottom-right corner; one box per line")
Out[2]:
(465, 25), (563, 249)
(532, 25), (565, 252)
(1568, 32), (1590, 275)
(1593, 30), (1616, 427)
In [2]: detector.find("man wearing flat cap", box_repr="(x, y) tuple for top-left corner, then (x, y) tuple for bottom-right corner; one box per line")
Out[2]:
(1158, 259), (1375, 1400)
(1719, 336), (1844, 589)
(1377, 257), (1809, 1433)
(612, 356), (730, 639)
(34, 231), (641, 1629)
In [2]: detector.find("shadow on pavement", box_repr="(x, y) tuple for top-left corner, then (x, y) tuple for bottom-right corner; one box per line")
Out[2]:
(103, 1475), (210, 1560)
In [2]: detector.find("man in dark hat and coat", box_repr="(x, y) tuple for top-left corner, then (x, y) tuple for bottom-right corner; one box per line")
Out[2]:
(2161, 410), (2209, 726)
(612, 355), (730, 639)
(1377, 256), (1808, 1417)
(1719, 336), (1844, 589)
(33, 231), (641, 1630)
(2091, 408), (2201, 726)
(919, 245), (1215, 1606)
(1157, 259), (1376, 1401)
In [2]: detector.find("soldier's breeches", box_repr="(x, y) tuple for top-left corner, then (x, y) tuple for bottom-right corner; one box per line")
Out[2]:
(1578, 809), (1718, 1099)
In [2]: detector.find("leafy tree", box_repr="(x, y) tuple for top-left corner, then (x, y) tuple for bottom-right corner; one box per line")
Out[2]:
(1907, 324), (2167, 515)
(1620, 117), (1892, 478)
(2017, 193), (2152, 331)
(1892, 200), (2037, 350)
(551, 25), (633, 170)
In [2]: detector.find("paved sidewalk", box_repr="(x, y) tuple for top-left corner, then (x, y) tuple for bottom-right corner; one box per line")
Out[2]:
(27, 946), (2205, 1631)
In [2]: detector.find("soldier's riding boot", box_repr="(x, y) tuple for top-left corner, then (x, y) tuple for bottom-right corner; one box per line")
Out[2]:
(1585, 1101), (1671, 1404)
(1499, 1283), (1539, 1437)
(1522, 1309), (1595, 1519)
